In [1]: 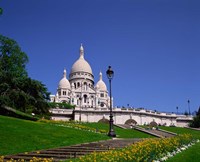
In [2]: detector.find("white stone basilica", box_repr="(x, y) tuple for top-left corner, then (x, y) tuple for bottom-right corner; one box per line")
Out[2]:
(50, 44), (111, 109)
(50, 44), (192, 127)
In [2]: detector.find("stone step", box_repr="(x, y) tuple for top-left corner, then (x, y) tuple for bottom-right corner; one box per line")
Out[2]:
(148, 129), (175, 138)
(33, 150), (101, 155)
(134, 126), (176, 138)
(79, 144), (122, 148)
(55, 145), (108, 149)
(37, 149), (107, 153)
(115, 124), (176, 138)
(18, 153), (85, 158)
(115, 124), (130, 129)
(64, 146), (108, 149)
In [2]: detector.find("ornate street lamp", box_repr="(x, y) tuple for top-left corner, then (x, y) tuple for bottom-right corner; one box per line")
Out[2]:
(176, 106), (178, 114)
(79, 78), (86, 122)
(79, 96), (82, 121)
(188, 100), (191, 115)
(106, 66), (116, 137)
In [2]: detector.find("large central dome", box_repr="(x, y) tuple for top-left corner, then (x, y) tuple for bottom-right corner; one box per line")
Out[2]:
(70, 44), (93, 75)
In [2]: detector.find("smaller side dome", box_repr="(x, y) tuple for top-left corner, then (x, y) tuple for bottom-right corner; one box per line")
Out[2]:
(58, 69), (71, 89)
(96, 71), (107, 91)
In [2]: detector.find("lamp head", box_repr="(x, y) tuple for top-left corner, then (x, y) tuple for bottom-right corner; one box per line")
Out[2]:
(106, 66), (114, 80)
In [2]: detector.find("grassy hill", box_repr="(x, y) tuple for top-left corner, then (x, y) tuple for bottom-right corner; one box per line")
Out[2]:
(0, 115), (109, 155)
(0, 115), (153, 156)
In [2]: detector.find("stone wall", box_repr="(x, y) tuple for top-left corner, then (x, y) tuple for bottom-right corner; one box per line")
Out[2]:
(50, 107), (193, 127)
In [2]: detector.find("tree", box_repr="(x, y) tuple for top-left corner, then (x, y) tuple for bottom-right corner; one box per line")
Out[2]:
(184, 111), (189, 116)
(0, 34), (28, 108)
(189, 106), (200, 128)
(0, 34), (50, 117)
(0, 35), (28, 77)
(20, 78), (50, 115)
(0, 7), (2, 15)
(196, 107), (200, 116)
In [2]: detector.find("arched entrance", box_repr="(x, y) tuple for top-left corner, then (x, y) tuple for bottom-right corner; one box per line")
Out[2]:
(149, 121), (158, 127)
(98, 118), (109, 124)
(125, 119), (137, 125)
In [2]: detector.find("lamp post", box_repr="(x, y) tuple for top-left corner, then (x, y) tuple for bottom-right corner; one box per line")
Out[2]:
(79, 96), (82, 121)
(79, 79), (86, 122)
(188, 100), (191, 115)
(176, 106), (178, 114)
(106, 66), (116, 137)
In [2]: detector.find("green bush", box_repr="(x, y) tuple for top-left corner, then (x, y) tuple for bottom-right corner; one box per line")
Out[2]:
(48, 102), (75, 109)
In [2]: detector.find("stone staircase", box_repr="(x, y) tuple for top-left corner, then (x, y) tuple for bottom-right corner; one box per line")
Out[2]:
(115, 124), (177, 138)
(4, 138), (141, 162)
(115, 124), (131, 129)
(145, 128), (176, 138)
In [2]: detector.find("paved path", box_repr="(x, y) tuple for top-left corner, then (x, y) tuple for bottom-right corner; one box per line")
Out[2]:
(184, 126), (200, 131)
(4, 138), (141, 162)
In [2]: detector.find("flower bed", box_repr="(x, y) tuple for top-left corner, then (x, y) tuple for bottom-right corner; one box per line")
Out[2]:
(38, 119), (107, 134)
(69, 134), (198, 162)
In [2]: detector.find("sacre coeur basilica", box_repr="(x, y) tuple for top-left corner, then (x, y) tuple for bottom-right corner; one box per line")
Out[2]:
(50, 44), (192, 127)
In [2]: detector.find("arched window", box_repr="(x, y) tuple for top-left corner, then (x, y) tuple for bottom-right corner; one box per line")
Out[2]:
(84, 82), (87, 90)
(77, 82), (80, 87)
(58, 91), (61, 96)
(91, 100), (94, 107)
(74, 83), (76, 89)
(84, 95), (87, 103)
(100, 102), (104, 107)
(63, 91), (66, 95)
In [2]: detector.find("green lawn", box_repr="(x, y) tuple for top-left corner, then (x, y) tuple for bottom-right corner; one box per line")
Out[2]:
(159, 126), (200, 139)
(158, 126), (200, 162)
(0, 115), (109, 155)
(82, 123), (154, 138)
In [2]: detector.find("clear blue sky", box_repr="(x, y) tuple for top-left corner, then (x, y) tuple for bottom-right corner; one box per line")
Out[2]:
(1, 0), (200, 113)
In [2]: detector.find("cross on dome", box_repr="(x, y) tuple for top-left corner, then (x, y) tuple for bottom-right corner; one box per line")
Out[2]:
(80, 43), (84, 59)
(63, 68), (67, 78)
(99, 71), (102, 80)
